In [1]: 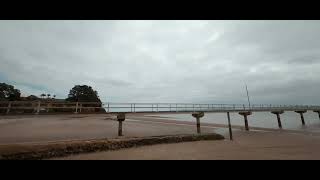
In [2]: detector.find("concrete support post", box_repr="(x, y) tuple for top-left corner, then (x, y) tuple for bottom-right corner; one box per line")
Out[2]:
(295, 110), (307, 125)
(276, 113), (282, 128)
(313, 111), (320, 120)
(192, 112), (204, 134)
(239, 111), (252, 131)
(196, 117), (201, 134)
(118, 121), (123, 136)
(117, 113), (125, 136)
(271, 110), (284, 129)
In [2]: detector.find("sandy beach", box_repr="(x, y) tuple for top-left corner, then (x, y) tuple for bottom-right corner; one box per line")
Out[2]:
(1, 113), (320, 159)
(54, 130), (320, 160)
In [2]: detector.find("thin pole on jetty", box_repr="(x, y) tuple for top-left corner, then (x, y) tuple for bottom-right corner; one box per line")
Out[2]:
(245, 83), (251, 110)
(227, 112), (233, 140)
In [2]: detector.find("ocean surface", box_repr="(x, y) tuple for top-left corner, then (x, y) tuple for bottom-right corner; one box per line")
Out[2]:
(145, 111), (320, 133)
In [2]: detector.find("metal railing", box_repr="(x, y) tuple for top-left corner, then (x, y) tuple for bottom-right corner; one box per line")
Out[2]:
(1, 101), (320, 115)
(0, 101), (103, 114)
(102, 102), (320, 113)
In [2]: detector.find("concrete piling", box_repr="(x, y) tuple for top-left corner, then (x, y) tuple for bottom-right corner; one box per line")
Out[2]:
(313, 110), (320, 120)
(192, 112), (204, 134)
(295, 110), (307, 125)
(271, 110), (284, 129)
(239, 111), (252, 131)
(117, 113), (126, 136)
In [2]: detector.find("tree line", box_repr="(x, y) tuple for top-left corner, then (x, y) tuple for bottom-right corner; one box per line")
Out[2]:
(0, 83), (102, 102)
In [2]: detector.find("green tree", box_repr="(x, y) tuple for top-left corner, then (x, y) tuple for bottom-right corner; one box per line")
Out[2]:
(0, 83), (21, 101)
(66, 85), (101, 102)
(26, 95), (39, 101)
(40, 94), (46, 99)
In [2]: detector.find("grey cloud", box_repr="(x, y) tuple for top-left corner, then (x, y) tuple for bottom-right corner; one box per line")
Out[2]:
(0, 20), (320, 105)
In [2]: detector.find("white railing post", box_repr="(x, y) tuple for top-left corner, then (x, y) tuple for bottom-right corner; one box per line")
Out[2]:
(46, 102), (50, 113)
(75, 102), (78, 114)
(6, 102), (11, 114)
(35, 101), (40, 115)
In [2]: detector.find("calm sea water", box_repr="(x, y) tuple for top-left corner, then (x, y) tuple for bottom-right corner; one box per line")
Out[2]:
(145, 111), (320, 132)
(107, 106), (320, 132)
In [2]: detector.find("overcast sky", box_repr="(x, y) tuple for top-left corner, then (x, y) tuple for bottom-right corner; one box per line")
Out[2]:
(0, 20), (320, 105)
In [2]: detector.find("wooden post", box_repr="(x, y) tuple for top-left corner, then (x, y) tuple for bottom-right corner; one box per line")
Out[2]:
(79, 103), (82, 113)
(6, 102), (11, 114)
(134, 103), (135, 113)
(108, 103), (110, 113)
(227, 112), (233, 140)
(152, 104), (153, 112)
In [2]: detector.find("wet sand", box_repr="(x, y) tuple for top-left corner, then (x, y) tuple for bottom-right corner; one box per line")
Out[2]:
(0, 113), (316, 145)
(0, 114), (219, 144)
(55, 130), (320, 160)
(2, 113), (320, 160)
